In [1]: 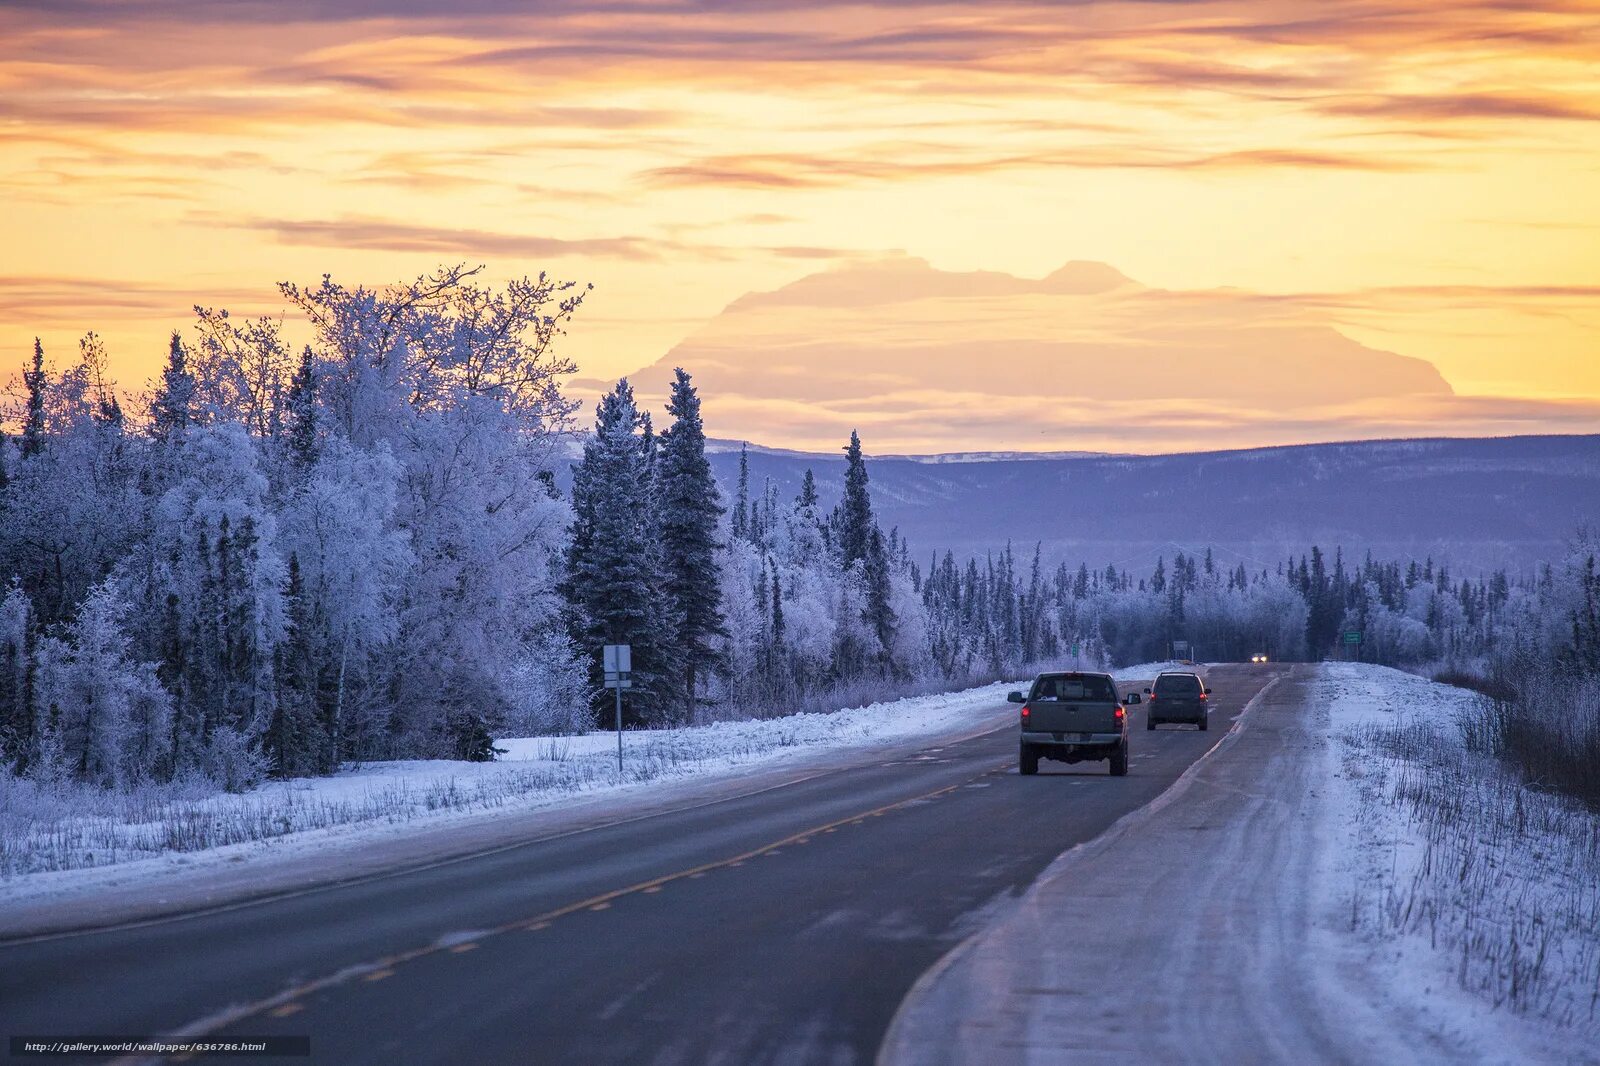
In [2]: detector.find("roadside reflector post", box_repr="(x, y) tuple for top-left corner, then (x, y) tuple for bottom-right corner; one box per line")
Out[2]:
(603, 644), (632, 774)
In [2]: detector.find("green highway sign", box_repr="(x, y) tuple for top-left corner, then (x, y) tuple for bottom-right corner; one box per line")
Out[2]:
(1343, 631), (1363, 644)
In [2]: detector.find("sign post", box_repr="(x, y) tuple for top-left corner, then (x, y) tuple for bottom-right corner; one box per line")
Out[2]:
(603, 644), (632, 773)
(1342, 630), (1363, 662)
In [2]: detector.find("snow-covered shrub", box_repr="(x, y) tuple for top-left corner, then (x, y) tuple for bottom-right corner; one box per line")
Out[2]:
(200, 726), (268, 794)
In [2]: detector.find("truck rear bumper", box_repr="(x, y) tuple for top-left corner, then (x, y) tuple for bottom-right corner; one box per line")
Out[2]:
(1022, 731), (1123, 747)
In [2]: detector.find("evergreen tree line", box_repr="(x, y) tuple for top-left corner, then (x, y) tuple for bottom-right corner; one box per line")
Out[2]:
(2, 268), (1594, 796)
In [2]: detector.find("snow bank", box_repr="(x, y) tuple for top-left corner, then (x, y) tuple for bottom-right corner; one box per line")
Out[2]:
(0, 680), (1020, 898)
(1314, 663), (1599, 1057)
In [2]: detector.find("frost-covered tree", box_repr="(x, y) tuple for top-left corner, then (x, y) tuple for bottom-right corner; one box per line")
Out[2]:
(44, 581), (170, 788)
(0, 584), (36, 771)
(20, 338), (46, 459)
(277, 439), (407, 769)
(149, 331), (196, 444)
(1, 340), (142, 626)
(283, 345), (318, 475)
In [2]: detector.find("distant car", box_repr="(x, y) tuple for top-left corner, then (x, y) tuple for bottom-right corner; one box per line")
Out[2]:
(1145, 671), (1210, 730)
(1008, 671), (1135, 776)
(1250, 653), (1270, 664)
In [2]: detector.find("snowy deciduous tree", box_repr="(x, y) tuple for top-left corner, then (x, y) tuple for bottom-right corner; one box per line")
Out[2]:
(48, 582), (171, 788)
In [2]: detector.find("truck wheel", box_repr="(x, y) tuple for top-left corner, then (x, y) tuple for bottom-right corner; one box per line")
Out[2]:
(1146, 717), (1156, 731)
(1020, 744), (1039, 776)
(1198, 714), (1208, 732)
(1109, 742), (1129, 777)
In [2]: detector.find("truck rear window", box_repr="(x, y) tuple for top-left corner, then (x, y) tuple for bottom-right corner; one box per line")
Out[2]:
(1155, 674), (1202, 695)
(1029, 675), (1115, 702)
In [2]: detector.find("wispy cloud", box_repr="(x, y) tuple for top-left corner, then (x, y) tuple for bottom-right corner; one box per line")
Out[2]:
(234, 217), (688, 261)
(1319, 91), (1600, 123)
(218, 215), (876, 264)
(642, 142), (1426, 188)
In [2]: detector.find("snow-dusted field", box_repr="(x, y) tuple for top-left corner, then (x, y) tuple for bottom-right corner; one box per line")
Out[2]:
(0, 679), (1036, 901)
(1322, 663), (1600, 1049)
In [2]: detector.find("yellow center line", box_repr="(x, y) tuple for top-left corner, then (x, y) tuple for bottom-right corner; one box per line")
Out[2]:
(144, 756), (1014, 1047)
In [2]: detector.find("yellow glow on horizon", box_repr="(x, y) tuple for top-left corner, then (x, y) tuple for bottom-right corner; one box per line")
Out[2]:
(2, 0), (1598, 451)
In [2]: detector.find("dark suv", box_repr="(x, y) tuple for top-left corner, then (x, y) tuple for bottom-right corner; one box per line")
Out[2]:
(1145, 671), (1210, 730)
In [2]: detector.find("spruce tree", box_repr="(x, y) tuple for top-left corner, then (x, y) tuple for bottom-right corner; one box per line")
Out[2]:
(150, 332), (195, 444)
(566, 380), (674, 725)
(836, 430), (873, 567)
(797, 468), (819, 511)
(0, 584), (35, 771)
(731, 443), (750, 540)
(862, 527), (898, 672)
(656, 369), (727, 722)
(770, 567), (784, 647)
(285, 345), (318, 473)
(21, 338), (47, 459)
(269, 556), (314, 778)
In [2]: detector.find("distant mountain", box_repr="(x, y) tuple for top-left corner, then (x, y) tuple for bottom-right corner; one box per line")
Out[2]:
(698, 433), (1600, 573)
(704, 439), (1111, 463)
(611, 256), (1456, 454)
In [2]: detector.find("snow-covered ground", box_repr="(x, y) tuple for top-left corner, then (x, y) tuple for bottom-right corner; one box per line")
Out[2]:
(0, 679), (1028, 908)
(884, 664), (1599, 1064)
(1320, 663), (1600, 1053)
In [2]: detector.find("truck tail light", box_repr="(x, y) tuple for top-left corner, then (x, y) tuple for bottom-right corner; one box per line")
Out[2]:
(1114, 706), (1125, 720)
(1021, 706), (1030, 720)
(1199, 692), (1208, 700)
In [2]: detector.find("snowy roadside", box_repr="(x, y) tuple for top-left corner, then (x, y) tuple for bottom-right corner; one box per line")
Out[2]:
(0, 679), (1031, 918)
(883, 664), (1597, 1064)
(1318, 663), (1600, 1055)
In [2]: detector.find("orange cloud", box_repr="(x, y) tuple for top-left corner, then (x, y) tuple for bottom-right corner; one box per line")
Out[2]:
(1, 0), (1596, 450)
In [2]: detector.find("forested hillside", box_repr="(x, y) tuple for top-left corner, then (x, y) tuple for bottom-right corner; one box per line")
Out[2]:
(703, 435), (1600, 572)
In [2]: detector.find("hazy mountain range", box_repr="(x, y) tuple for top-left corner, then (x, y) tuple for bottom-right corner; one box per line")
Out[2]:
(697, 433), (1600, 574)
(588, 256), (1474, 454)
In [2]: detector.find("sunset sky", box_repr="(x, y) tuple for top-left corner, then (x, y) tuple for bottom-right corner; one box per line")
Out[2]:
(4, 0), (1599, 453)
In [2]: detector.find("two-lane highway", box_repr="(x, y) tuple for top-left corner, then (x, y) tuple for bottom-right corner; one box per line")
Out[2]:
(1, 665), (1288, 1064)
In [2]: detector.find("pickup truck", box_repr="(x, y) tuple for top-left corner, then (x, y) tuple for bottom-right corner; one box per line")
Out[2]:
(1007, 671), (1135, 776)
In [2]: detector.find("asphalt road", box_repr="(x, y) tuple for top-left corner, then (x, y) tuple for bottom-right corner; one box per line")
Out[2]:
(1, 665), (1288, 1065)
